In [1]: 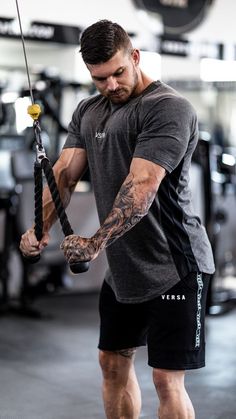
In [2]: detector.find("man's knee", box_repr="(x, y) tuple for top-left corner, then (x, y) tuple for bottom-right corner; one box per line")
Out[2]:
(99, 350), (117, 379)
(153, 368), (185, 397)
(99, 349), (135, 381)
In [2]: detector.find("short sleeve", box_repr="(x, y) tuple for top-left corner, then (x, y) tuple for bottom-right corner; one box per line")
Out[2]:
(63, 102), (86, 150)
(133, 96), (197, 173)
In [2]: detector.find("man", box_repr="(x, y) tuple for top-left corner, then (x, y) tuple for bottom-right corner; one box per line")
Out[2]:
(20, 20), (215, 419)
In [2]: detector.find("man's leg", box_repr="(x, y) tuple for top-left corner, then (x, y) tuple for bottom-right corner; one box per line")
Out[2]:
(153, 369), (194, 419)
(99, 349), (141, 419)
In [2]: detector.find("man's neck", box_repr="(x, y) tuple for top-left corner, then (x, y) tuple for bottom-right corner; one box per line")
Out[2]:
(134, 70), (154, 97)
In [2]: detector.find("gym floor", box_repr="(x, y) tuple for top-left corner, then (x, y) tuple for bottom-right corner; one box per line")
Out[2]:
(0, 292), (235, 419)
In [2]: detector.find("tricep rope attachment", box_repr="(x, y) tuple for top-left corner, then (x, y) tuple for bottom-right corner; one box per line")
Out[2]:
(27, 107), (90, 274)
(28, 108), (89, 273)
(15, 0), (89, 273)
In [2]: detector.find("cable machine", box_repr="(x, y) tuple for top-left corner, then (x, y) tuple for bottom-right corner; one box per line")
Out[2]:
(15, 0), (89, 274)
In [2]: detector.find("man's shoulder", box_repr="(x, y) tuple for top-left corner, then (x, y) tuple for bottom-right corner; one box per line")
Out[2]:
(142, 81), (196, 116)
(144, 81), (188, 102)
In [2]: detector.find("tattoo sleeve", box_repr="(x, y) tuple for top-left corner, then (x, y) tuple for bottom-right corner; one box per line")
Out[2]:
(92, 172), (157, 252)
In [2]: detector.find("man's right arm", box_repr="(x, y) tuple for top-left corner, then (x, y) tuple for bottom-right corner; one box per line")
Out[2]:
(42, 147), (88, 232)
(19, 147), (87, 257)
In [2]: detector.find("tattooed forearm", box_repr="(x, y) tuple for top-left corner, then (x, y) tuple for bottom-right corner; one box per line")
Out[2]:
(92, 172), (156, 251)
(60, 169), (161, 264)
(60, 159), (165, 264)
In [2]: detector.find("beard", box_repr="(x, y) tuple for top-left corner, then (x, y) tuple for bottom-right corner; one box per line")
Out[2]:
(107, 88), (130, 103)
(106, 67), (139, 104)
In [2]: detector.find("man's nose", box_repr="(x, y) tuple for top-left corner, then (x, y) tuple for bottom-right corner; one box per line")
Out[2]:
(107, 76), (119, 91)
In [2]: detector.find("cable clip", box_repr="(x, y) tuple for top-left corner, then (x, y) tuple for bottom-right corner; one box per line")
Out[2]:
(35, 144), (47, 164)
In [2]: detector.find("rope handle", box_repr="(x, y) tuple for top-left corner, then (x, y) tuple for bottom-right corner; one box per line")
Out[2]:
(23, 162), (42, 265)
(34, 162), (43, 241)
(42, 158), (89, 273)
(26, 155), (89, 273)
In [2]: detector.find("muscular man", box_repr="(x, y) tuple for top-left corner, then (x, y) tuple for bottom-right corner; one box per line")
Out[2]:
(20, 20), (215, 419)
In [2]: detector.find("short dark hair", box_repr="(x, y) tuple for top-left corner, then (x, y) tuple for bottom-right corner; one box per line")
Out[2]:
(80, 20), (132, 64)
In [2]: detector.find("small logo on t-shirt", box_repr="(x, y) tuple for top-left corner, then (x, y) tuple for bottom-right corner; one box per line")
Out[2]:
(95, 131), (106, 140)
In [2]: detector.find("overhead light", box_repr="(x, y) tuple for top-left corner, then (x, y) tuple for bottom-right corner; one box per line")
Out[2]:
(222, 153), (236, 167)
(2, 91), (18, 103)
(200, 58), (236, 82)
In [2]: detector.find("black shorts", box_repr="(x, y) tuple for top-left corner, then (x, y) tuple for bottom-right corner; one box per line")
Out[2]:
(98, 272), (211, 370)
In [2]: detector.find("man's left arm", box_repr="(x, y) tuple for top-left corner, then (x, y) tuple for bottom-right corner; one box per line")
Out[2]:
(60, 157), (166, 263)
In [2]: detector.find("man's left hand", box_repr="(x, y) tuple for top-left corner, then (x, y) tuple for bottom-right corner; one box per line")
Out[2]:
(60, 235), (99, 263)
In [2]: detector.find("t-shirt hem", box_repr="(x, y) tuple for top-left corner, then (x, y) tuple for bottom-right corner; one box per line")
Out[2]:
(106, 275), (180, 304)
(63, 143), (86, 149)
(133, 151), (173, 173)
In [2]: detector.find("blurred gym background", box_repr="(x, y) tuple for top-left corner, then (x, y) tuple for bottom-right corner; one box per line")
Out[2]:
(0, 1), (236, 418)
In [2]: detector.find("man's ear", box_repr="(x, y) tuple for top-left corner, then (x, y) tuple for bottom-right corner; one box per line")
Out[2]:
(132, 49), (140, 66)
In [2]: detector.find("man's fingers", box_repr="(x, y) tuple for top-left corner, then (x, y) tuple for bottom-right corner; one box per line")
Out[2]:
(39, 234), (50, 249)
(20, 229), (49, 257)
(21, 229), (39, 246)
(20, 241), (40, 256)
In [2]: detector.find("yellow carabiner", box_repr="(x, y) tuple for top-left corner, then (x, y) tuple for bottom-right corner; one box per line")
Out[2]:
(27, 103), (41, 120)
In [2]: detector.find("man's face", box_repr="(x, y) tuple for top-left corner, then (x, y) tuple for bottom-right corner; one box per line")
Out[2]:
(86, 49), (139, 103)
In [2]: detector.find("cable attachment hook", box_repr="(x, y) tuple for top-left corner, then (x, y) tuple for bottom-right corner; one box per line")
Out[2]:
(27, 104), (46, 164)
(35, 144), (47, 165)
(32, 119), (43, 149)
(27, 105), (43, 153)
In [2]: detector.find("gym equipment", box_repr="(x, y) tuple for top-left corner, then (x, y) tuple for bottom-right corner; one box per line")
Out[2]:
(26, 113), (89, 273)
(15, 0), (89, 274)
(0, 159), (18, 311)
(193, 134), (236, 315)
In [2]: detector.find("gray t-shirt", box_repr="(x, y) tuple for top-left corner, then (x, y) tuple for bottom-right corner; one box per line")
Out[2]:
(63, 81), (215, 303)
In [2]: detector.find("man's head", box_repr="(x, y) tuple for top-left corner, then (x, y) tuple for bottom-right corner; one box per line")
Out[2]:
(80, 20), (142, 103)
(80, 20), (133, 65)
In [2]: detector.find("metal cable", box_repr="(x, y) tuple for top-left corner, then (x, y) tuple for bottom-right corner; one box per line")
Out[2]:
(15, 0), (34, 104)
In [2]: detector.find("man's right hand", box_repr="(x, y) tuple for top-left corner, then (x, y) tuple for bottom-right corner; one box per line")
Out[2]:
(19, 228), (50, 258)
